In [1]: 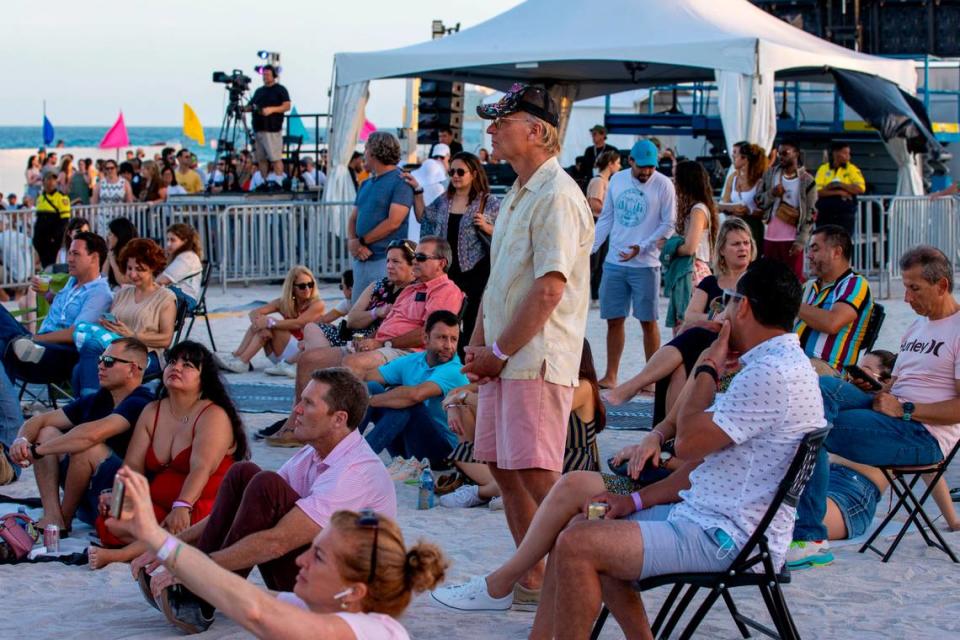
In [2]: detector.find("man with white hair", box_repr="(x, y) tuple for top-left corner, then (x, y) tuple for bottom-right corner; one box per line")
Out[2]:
(300, 156), (326, 191)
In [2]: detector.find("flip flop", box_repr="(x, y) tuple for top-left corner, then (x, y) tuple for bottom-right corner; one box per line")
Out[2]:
(137, 568), (160, 611)
(159, 584), (215, 634)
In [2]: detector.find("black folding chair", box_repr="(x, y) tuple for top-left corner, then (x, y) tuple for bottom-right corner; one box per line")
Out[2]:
(174, 261), (217, 351)
(859, 440), (960, 563)
(859, 303), (885, 354)
(590, 426), (831, 640)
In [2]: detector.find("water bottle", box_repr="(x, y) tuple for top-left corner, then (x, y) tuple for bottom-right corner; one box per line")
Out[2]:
(417, 460), (434, 510)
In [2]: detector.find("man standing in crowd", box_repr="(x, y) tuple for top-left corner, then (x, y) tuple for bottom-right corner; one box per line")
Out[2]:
(592, 139), (676, 388)
(524, 259), (824, 638)
(755, 140), (817, 283)
(795, 225), (874, 374)
(581, 124), (617, 182)
(175, 149), (203, 194)
(435, 83), (593, 609)
(34, 171), (71, 267)
(8, 339), (153, 532)
(347, 131), (414, 302)
(246, 64), (291, 179)
(362, 310), (467, 469)
(143, 368), (395, 629)
(815, 141), (865, 236)
(789, 246), (960, 569)
(438, 126), (463, 157)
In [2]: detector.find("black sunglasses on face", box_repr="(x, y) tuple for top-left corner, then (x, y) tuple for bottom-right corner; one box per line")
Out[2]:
(98, 355), (142, 369)
(355, 510), (380, 583)
(294, 281), (315, 291)
(414, 253), (442, 263)
(447, 168), (468, 177)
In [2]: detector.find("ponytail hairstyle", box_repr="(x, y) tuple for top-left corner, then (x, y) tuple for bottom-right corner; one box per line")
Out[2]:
(330, 510), (448, 617)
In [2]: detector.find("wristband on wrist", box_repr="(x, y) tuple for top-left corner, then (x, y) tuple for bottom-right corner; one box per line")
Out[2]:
(370, 308), (379, 321)
(695, 364), (720, 388)
(630, 491), (643, 512)
(649, 430), (665, 445)
(701, 358), (720, 372)
(157, 535), (180, 562)
(172, 500), (193, 511)
(491, 341), (510, 361)
(414, 187), (424, 195)
(267, 317), (277, 329)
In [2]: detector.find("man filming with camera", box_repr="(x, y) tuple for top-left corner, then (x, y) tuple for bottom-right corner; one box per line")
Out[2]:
(245, 65), (291, 179)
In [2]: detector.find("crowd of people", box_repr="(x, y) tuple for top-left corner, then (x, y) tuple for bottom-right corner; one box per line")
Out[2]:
(0, 79), (958, 640)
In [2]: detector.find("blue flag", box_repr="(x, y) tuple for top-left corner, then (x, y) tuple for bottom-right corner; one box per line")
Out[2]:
(42, 114), (55, 146)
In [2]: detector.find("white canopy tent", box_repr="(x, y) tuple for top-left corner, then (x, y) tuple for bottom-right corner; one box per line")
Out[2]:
(326, 0), (921, 207)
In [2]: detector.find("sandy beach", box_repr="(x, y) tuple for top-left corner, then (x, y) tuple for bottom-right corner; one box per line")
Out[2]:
(2, 281), (958, 639)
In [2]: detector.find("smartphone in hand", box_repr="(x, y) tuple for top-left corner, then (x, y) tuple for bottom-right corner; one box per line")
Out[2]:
(844, 364), (882, 391)
(102, 312), (118, 323)
(110, 477), (126, 519)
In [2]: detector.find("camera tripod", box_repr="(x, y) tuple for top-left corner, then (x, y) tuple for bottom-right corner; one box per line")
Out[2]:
(211, 93), (253, 184)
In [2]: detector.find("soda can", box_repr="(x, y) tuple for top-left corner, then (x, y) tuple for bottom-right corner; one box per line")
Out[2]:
(43, 524), (59, 553)
(587, 502), (608, 520)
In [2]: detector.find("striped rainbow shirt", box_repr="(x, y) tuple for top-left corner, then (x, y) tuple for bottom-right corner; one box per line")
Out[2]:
(795, 269), (874, 370)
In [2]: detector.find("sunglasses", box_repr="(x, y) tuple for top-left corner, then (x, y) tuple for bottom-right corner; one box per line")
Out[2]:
(414, 253), (442, 263)
(356, 510), (380, 583)
(98, 355), (142, 369)
(447, 168), (468, 177)
(387, 239), (416, 257)
(721, 289), (750, 308)
(294, 281), (315, 291)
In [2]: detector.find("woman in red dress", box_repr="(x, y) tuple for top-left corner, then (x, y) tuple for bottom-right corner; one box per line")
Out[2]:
(89, 341), (249, 569)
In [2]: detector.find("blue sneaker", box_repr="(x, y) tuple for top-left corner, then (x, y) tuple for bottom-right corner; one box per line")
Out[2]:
(785, 540), (834, 569)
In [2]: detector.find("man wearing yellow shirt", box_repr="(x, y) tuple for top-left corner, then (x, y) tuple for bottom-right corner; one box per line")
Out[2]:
(34, 172), (71, 267)
(175, 149), (203, 194)
(814, 142), (865, 236)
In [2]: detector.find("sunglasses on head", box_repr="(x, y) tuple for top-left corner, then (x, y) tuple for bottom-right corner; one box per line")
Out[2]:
(98, 354), (141, 369)
(414, 253), (442, 263)
(355, 510), (380, 583)
(294, 281), (315, 291)
(447, 168), (468, 177)
(387, 239), (416, 257)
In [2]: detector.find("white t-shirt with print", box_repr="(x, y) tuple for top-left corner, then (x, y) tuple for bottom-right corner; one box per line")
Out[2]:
(669, 333), (826, 570)
(276, 592), (410, 640)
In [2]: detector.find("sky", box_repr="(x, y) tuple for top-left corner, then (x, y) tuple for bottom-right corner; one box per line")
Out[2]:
(6, 0), (523, 128)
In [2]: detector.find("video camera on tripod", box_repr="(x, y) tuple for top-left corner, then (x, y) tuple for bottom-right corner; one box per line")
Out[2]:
(212, 70), (252, 110)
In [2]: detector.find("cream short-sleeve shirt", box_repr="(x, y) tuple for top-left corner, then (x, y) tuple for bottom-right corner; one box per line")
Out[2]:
(482, 156), (594, 387)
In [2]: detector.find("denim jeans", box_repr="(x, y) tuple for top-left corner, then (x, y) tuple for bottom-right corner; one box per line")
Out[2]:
(351, 258), (386, 306)
(361, 381), (457, 468)
(793, 376), (943, 541)
(0, 307), (29, 444)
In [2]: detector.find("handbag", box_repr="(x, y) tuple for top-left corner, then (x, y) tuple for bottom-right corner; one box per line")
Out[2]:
(0, 512), (39, 563)
(774, 174), (801, 227)
(474, 194), (492, 248)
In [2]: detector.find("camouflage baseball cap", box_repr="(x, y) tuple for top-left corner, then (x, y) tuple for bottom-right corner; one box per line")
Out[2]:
(477, 83), (560, 127)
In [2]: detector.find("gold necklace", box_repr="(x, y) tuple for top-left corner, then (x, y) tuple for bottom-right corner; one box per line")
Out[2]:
(168, 398), (199, 424)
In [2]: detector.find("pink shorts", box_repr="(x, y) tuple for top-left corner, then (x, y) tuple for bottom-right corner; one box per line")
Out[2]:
(473, 375), (574, 472)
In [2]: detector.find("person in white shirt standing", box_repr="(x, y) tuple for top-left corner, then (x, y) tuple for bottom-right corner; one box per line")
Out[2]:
(592, 139), (676, 388)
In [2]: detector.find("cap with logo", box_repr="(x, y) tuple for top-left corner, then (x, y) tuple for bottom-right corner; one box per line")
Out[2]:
(477, 83), (560, 127)
(629, 140), (659, 168)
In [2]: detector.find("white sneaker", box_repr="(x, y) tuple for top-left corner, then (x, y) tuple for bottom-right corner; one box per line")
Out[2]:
(488, 496), (504, 511)
(431, 575), (512, 612)
(440, 484), (487, 508)
(12, 338), (45, 363)
(217, 354), (250, 374)
(264, 361), (297, 378)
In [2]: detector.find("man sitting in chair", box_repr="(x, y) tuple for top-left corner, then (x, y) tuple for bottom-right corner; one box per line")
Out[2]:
(433, 259), (825, 639)
(7, 338), (153, 532)
(789, 245), (960, 569)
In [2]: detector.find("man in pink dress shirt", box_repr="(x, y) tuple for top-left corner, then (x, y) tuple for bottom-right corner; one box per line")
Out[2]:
(143, 368), (396, 616)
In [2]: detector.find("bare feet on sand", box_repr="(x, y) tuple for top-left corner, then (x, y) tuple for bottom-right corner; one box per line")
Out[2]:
(88, 546), (121, 570)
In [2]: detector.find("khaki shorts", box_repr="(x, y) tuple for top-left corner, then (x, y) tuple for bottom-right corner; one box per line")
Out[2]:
(254, 131), (283, 163)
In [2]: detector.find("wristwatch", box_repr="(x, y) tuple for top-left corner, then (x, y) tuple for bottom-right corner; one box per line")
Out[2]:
(901, 401), (915, 422)
(414, 187), (424, 195)
(30, 443), (43, 459)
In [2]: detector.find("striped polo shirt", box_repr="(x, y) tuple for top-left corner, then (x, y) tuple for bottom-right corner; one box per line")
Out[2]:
(795, 269), (873, 371)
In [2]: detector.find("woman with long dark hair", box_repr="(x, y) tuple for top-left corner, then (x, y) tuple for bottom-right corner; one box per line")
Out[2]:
(56, 217), (90, 264)
(103, 217), (139, 287)
(719, 141), (767, 252)
(89, 340), (248, 569)
(156, 222), (203, 310)
(406, 152), (500, 353)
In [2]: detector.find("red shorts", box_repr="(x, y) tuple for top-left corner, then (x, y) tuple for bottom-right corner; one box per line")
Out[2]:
(473, 375), (574, 472)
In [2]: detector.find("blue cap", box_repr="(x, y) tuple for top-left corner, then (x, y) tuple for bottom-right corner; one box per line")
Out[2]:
(630, 140), (659, 167)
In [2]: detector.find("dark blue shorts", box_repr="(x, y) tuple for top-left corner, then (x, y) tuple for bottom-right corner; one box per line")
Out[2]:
(58, 451), (123, 526)
(827, 463), (881, 539)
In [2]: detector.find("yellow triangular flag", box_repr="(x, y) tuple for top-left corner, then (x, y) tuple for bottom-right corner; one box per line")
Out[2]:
(183, 103), (205, 146)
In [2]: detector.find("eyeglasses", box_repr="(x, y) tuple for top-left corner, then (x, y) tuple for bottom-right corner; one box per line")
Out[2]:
(414, 253), (442, 263)
(294, 281), (315, 291)
(447, 168), (468, 177)
(721, 289), (751, 308)
(356, 510), (380, 583)
(491, 116), (526, 131)
(98, 355), (142, 369)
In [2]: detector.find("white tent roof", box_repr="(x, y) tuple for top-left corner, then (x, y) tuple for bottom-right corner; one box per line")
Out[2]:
(334, 0), (917, 94)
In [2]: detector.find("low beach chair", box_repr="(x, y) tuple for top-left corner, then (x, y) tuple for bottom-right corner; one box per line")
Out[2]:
(174, 261), (216, 351)
(590, 426), (831, 640)
(859, 440), (960, 563)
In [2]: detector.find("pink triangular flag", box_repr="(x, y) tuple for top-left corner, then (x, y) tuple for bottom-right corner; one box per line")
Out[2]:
(358, 118), (377, 142)
(99, 111), (130, 149)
